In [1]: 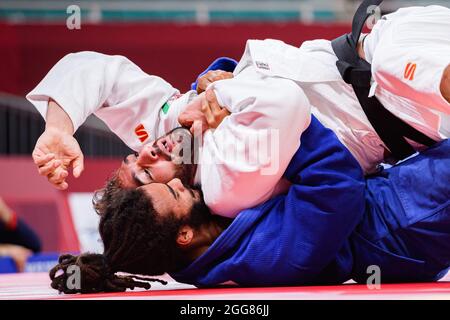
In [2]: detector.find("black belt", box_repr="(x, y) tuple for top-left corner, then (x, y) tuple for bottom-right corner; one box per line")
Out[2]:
(331, 0), (436, 161)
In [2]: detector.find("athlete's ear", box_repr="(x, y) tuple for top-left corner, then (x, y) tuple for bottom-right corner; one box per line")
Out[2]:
(176, 226), (194, 247)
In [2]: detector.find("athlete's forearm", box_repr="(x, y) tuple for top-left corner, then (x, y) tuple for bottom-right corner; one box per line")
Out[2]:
(45, 99), (74, 135)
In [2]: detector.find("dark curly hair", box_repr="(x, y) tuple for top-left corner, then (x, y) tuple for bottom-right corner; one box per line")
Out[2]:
(49, 174), (191, 294)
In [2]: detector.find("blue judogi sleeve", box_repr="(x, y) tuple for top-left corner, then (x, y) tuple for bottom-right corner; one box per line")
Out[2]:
(172, 117), (366, 286)
(190, 57), (238, 91)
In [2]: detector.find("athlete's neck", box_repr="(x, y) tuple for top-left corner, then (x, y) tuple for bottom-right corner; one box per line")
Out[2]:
(182, 216), (232, 264)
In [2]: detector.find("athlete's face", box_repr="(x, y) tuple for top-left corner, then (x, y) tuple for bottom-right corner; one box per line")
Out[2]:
(139, 178), (202, 220)
(118, 128), (196, 188)
(140, 178), (213, 256)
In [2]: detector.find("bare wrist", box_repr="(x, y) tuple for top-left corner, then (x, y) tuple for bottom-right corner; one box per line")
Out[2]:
(45, 100), (74, 135)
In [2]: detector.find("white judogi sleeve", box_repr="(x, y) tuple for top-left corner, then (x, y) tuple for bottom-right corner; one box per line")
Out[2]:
(366, 6), (450, 115)
(26, 51), (179, 151)
(198, 66), (311, 217)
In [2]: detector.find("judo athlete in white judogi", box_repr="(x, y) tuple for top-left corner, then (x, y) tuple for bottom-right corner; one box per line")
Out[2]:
(28, 4), (450, 218)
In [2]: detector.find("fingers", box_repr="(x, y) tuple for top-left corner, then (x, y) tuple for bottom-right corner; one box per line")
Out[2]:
(217, 108), (231, 121)
(190, 120), (205, 136)
(203, 89), (230, 128)
(178, 111), (193, 128)
(201, 96), (215, 126)
(197, 76), (212, 94)
(36, 158), (69, 190)
(37, 159), (62, 176)
(205, 89), (222, 114)
(54, 181), (69, 191)
(48, 167), (68, 183)
(197, 70), (234, 93)
(179, 95), (204, 127)
(36, 157), (69, 189)
(33, 152), (56, 167)
(72, 155), (84, 178)
(36, 156), (69, 189)
(48, 167), (69, 190)
(210, 71), (233, 82)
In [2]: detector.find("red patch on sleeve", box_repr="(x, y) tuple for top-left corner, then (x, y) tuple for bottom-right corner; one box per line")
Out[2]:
(135, 124), (149, 143)
(404, 62), (417, 81)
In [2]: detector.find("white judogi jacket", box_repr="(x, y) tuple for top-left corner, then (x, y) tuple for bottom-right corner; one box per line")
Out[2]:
(27, 5), (450, 217)
(234, 6), (450, 172)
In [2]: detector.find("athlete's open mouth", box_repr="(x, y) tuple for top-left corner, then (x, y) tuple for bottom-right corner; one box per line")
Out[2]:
(156, 137), (173, 159)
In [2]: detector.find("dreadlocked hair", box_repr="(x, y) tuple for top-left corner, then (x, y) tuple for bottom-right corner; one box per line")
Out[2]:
(50, 175), (186, 294)
(49, 253), (167, 294)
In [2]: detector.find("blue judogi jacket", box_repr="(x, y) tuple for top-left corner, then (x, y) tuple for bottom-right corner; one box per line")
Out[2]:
(171, 116), (366, 286)
(350, 138), (450, 283)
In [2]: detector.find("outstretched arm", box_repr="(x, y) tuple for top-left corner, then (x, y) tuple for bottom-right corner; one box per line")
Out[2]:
(27, 52), (179, 189)
(27, 52), (178, 140)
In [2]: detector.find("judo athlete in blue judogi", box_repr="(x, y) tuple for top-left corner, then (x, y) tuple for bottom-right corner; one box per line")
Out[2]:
(47, 115), (449, 293)
(168, 117), (450, 287)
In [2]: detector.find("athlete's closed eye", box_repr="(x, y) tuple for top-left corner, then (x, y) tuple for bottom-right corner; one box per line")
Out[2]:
(166, 185), (178, 199)
(144, 168), (154, 182)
